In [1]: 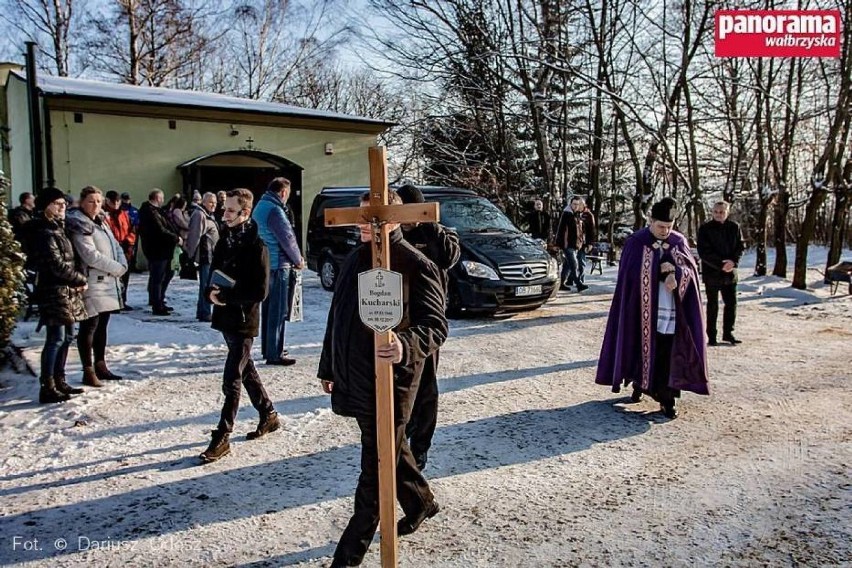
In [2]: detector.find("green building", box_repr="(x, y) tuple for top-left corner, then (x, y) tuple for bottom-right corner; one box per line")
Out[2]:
(0, 62), (391, 244)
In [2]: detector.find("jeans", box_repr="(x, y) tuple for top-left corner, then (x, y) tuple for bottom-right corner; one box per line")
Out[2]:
(705, 284), (737, 339)
(560, 248), (580, 286)
(261, 267), (291, 361)
(216, 333), (275, 434)
(77, 313), (111, 368)
(334, 414), (435, 565)
(147, 258), (173, 310)
(41, 324), (75, 379)
(197, 263), (212, 320)
(576, 247), (587, 284)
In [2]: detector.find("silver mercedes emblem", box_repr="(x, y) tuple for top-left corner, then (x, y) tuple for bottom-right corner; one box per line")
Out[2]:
(522, 266), (533, 279)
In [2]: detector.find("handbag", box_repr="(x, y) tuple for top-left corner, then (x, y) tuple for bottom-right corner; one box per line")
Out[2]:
(178, 251), (198, 280)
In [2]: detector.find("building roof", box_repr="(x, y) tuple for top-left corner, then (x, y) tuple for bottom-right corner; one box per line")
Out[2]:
(9, 71), (393, 130)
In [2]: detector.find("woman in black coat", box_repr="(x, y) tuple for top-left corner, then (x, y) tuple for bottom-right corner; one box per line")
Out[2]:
(29, 187), (88, 403)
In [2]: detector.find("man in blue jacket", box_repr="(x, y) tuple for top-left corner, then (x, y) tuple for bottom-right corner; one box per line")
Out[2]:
(252, 177), (304, 365)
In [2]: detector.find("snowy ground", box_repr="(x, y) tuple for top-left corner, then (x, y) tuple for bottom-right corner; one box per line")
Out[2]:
(1, 246), (850, 567)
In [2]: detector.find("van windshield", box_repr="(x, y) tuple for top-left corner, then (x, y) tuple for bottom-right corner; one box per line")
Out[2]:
(431, 196), (520, 234)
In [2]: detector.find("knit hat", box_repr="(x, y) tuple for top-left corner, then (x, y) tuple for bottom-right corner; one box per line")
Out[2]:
(397, 184), (424, 204)
(650, 197), (677, 222)
(105, 190), (120, 201)
(35, 187), (66, 211)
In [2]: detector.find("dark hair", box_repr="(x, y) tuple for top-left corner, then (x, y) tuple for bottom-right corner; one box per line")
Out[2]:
(19, 192), (33, 205)
(397, 184), (424, 204)
(266, 177), (291, 194)
(228, 188), (254, 211)
(105, 190), (120, 201)
(360, 190), (402, 205)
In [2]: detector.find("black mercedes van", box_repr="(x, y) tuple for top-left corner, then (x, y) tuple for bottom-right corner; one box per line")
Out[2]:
(306, 186), (559, 315)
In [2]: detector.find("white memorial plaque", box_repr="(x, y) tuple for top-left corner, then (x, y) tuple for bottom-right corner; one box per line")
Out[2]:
(358, 268), (403, 333)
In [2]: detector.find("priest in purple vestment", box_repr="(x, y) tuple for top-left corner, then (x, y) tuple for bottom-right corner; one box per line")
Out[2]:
(596, 197), (709, 418)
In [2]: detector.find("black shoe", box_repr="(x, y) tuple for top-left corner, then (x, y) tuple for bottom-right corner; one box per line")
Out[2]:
(661, 402), (678, 419)
(630, 387), (643, 403)
(163, 305), (175, 313)
(54, 375), (84, 395)
(722, 334), (742, 345)
(576, 284), (589, 292)
(414, 451), (428, 471)
(200, 430), (231, 462)
(120, 304), (135, 312)
(708, 338), (719, 346)
(560, 284), (571, 291)
(265, 357), (296, 366)
(247, 412), (280, 440)
(398, 501), (440, 536)
(330, 556), (360, 568)
(152, 307), (170, 316)
(197, 315), (212, 322)
(95, 362), (122, 381)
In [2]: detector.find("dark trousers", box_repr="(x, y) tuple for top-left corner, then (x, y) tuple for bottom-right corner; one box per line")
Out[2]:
(334, 414), (435, 565)
(120, 270), (130, 306)
(406, 351), (440, 457)
(576, 247), (587, 284)
(77, 313), (112, 368)
(41, 324), (75, 379)
(705, 284), (737, 339)
(260, 267), (291, 361)
(196, 263), (212, 320)
(216, 333), (274, 434)
(650, 332), (679, 404)
(147, 258), (173, 310)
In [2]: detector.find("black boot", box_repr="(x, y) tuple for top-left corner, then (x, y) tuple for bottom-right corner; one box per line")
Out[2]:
(661, 401), (678, 419)
(247, 411), (280, 440)
(39, 376), (70, 404)
(398, 501), (440, 536)
(54, 374), (84, 395)
(95, 361), (122, 381)
(722, 334), (742, 345)
(630, 387), (643, 403)
(200, 430), (230, 462)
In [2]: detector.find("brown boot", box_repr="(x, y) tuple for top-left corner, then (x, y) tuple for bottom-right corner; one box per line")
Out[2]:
(95, 361), (122, 381)
(55, 374), (84, 395)
(82, 366), (104, 388)
(200, 430), (230, 462)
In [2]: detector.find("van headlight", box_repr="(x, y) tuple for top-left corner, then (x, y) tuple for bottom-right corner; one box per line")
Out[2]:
(461, 260), (500, 280)
(547, 256), (558, 278)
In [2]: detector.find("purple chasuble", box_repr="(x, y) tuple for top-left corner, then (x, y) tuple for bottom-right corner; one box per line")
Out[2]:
(595, 228), (709, 395)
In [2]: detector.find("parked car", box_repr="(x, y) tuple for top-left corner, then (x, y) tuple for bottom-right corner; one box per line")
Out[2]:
(306, 186), (559, 315)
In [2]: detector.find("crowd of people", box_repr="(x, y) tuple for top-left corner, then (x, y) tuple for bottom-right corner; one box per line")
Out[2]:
(7, 181), (746, 567)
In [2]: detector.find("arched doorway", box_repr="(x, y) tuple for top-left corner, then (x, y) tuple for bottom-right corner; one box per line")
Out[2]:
(177, 150), (304, 250)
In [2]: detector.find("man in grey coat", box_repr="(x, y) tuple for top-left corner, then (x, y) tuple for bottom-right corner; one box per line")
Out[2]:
(186, 192), (220, 322)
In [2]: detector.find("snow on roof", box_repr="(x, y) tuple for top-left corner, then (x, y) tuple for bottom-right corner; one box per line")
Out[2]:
(10, 71), (392, 127)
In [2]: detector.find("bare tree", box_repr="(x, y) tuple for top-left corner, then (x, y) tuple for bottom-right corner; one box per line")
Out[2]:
(0, 0), (78, 76)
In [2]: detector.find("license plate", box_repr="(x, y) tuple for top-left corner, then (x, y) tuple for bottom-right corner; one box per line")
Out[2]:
(515, 285), (542, 297)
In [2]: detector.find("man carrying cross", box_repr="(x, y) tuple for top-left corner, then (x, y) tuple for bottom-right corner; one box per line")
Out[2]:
(318, 189), (448, 567)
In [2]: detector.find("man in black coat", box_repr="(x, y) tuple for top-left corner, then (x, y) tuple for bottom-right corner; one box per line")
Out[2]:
(318, 191), (448, 567)
(397, 184), (460, 472)
(138, 189), (180, 315)
(525, 199), (551, 241)
(697, 200), (745, 346)
(200, 189), (279, 463)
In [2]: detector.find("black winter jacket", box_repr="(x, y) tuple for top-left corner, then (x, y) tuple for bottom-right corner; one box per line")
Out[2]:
(697, 219), (745, 287)
(139, 202), (179, 261)
(207, 220), (269, 337)
(318, 229), (448, 420)
(555, 209), (585, 250)
(29, 216), (88, 326)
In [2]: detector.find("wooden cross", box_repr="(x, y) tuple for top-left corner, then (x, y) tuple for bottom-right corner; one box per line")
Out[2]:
(324, 146), (439, 567)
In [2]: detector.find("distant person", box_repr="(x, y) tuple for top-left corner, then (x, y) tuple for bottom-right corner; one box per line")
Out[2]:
(252, 177), (304, 366)
(574, 197), (597, 285)
(214, 190), (227, 228)
(555, 196), (588, 292)
(201, 188), (279, 462)
(525, 199), (551, 241)
(29, 187), (88, 403)
(697, 201), (745, 346)
(138, 189), (181, 316)
(191, 190), (202, 205)
(103, 190), (136, 310)
(167, 195), (190, 242)
(185, 192), (220, 322)
(319, 191), (447, 567)
(397, 184), (460, 471)
(66, 186), (128, 388)
(9, 192), (35, 249)
(120, 192), (140, 271)
(596, 197), (709, 419)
